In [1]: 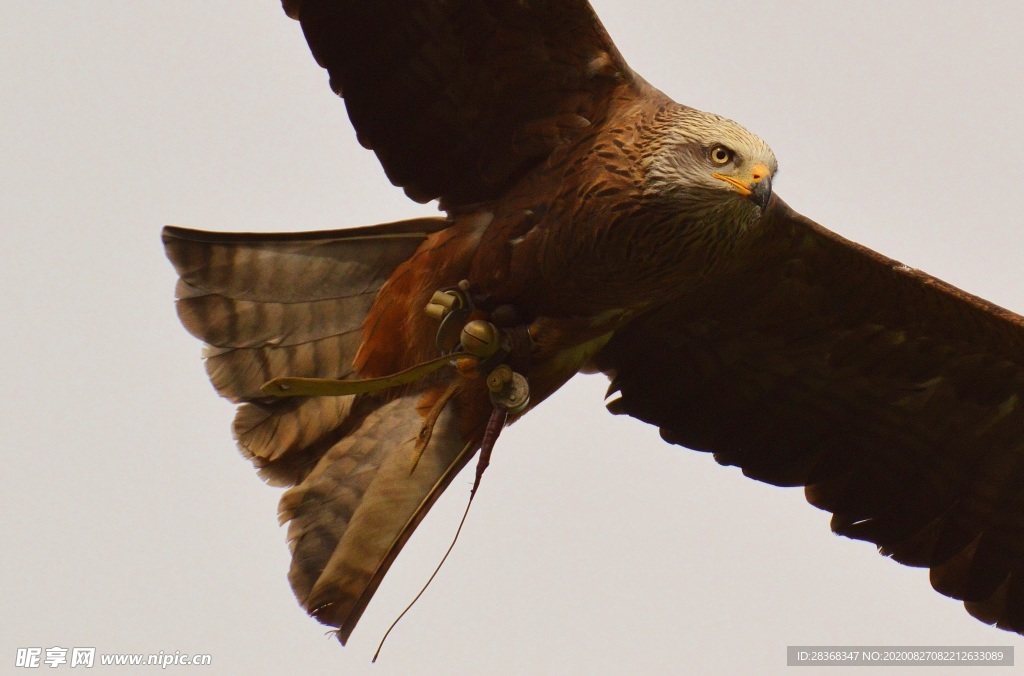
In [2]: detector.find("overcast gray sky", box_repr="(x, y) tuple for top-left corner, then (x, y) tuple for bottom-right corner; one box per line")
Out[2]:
(4, 2), (1024, 674)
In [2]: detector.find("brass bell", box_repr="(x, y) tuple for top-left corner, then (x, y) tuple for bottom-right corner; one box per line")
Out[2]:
(460, 320), (501, 358)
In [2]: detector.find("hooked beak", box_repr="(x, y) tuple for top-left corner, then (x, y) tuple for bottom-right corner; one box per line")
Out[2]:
(750, 175), (772, 210)
(712, 162), (773, 210)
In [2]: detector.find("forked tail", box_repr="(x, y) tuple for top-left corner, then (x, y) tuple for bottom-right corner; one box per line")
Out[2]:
(163, 218), (482, 642)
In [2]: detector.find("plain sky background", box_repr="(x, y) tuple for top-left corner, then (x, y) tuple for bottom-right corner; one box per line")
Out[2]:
(4, 2), (1024, 674)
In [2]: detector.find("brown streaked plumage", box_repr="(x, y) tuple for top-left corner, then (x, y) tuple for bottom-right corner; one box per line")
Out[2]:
(163, 0), (1024, 644)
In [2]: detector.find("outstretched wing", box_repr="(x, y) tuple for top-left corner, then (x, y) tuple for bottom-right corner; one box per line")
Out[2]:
(282, 0), (638, 208)
(593, 196), (1024, 633)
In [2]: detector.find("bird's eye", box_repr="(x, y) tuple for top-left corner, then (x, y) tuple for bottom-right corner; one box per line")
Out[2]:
(709, 145), (733, 165)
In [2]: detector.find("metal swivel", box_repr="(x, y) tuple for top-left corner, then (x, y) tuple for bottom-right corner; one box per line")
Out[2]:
(486, 364), (530, 414)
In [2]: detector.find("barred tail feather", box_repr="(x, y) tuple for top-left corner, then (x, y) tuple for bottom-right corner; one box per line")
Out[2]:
(164, 218), (480, 642)
(162, 218), (449, 485)
(279, 391), (473, 643)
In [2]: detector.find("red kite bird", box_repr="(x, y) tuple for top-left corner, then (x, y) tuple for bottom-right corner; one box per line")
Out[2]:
(164, 0), (1024, 644)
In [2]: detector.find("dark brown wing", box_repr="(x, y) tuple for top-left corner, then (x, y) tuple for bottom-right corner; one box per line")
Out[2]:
(593, 196), (1024, 633)
(282, 0), (637, 208)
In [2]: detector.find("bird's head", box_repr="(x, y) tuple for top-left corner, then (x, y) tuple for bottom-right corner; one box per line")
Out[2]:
(643, 105), (777, 228)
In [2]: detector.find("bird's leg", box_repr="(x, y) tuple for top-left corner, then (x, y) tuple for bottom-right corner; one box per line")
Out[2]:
(423, 282), (536, 494)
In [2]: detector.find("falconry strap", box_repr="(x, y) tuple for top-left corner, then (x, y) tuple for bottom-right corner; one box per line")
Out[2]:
(259, 353), (458, 397)
(260, 279), (533, 490)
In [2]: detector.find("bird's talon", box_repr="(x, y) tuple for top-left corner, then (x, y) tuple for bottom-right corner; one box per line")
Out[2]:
(423, 285), (530, 412)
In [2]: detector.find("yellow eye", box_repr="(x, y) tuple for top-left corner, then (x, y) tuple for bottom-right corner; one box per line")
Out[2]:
(709, 145), (733, 165)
